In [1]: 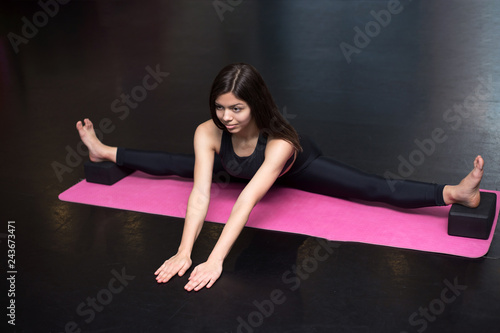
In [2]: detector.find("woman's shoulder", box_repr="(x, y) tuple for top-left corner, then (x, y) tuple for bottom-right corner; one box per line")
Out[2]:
(196, 119), (223, 136)
(266, 135), (294, 147)
(195, 120), (223, 152)
(265, 135), (295, 156)
(197, 119), (220, 131)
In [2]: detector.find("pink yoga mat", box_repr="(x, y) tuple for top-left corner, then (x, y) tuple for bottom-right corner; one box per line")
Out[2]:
(59, 171), (499, 258)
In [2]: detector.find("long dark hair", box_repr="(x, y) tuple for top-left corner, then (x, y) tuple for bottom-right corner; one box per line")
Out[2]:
(209, 63), (302, 152)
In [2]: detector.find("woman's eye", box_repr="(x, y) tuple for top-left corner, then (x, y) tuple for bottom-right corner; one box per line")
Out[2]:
(233, 107), (241, 112)
(216, 105), (223, 111)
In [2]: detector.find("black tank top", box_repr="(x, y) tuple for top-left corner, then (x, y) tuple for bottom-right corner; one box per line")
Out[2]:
(219, 131), (296, 179)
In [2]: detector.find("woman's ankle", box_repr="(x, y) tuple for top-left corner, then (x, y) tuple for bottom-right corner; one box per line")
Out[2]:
(443, 185), (455, 205)
(105, 146), (118, 163)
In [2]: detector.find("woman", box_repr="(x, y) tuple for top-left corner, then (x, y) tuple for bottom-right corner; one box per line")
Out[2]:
(76, 63), (484, 292)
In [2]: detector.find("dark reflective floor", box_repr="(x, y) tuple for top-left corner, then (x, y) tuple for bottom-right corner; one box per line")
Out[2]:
(1, 0), (500, 332)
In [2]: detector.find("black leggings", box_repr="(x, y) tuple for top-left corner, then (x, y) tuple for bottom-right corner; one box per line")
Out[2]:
(116, 148), (445, 209)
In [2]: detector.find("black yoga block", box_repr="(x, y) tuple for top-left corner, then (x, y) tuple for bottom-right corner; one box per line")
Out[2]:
(448, 192), (497, 239)
(84, 161), (134, 185)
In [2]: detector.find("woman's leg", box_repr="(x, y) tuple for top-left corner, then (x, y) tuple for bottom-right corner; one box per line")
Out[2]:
(77, 119), (226, 178)
(281, 156), (444, 208)
(116, 148), (195, 177)
(280, 155), (483, 209)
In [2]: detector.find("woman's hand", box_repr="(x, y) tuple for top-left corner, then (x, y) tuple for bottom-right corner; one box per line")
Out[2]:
(154, 252), (192, 283)
(184, 259), (223, 292)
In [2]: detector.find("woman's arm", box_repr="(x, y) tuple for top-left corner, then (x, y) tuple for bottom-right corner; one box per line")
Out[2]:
(184, 138), (295, 291)
(155, 121), (217, 283)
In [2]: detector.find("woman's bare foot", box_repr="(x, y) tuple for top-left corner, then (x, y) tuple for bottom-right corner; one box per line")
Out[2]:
(443, 155), (484, 208)
(76, 118), (117, 163)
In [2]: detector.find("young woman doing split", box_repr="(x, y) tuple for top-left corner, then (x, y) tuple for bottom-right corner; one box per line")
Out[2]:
(76, 63), (484, 292)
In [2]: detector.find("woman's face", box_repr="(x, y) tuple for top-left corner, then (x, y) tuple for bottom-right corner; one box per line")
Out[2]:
(215, 92), (254, 133)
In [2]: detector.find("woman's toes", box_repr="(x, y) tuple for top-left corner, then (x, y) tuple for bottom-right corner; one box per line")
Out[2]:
(84, 118), (93, 129)
(477, 156), (484, 171)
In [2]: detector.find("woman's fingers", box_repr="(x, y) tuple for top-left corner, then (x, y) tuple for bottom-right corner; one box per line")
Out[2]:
(154, 255), (192, 283)
(154, 263), (165, 275)
(184, 261), (222, 291)
(155, 264), (176, 283)
(185, 275), (211, 291)
(154, 258), (221, 290)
